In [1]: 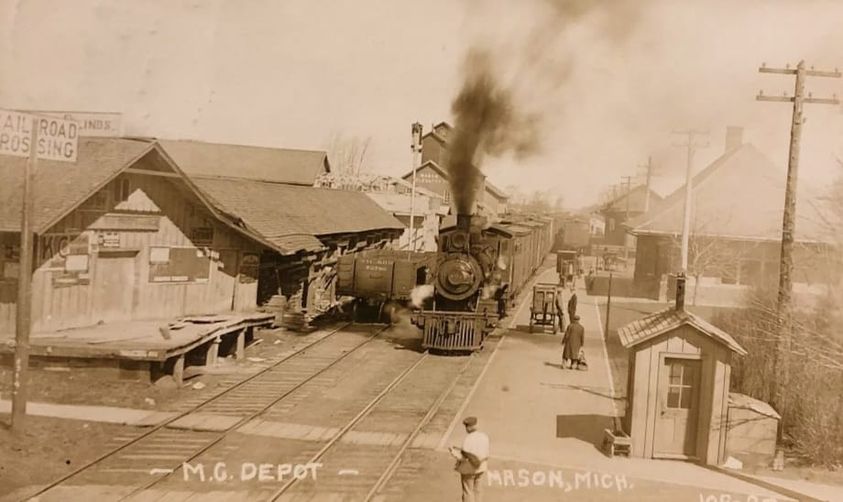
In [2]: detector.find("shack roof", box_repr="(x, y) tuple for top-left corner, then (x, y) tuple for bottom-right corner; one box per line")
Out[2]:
(160, 140), (329, 186)
(626, 144), (827, 242)
(193, 177), (404, 254)
(618, 308), (747, 355)
(0, 137), (154, 233)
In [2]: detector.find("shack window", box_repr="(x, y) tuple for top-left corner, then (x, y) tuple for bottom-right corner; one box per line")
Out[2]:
(149, 246), (210, 283)
(666, 360), (696, 409)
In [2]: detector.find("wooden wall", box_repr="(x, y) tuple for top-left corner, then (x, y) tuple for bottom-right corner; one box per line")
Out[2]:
(0, 153), (264, 337)
(626, 324), (732, 465)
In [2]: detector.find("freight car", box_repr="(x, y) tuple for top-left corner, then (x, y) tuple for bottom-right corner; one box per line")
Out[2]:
(336, 249), (435, 322)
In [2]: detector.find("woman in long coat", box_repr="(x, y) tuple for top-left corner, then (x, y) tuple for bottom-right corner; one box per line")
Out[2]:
(561, 315), (585, 369)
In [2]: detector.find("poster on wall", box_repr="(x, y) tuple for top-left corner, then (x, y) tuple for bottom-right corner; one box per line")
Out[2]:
(239, 253), (259, 284)
(39, 232), (91, 287)
(191, 227), (214, 247)
(149, 247), (211, 283)
(0, 239), (20, 282)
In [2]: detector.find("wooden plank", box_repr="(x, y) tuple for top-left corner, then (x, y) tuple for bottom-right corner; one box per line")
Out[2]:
(643, 339), (666, 458)
(172, 355), (185, 386)
(205, 337), (220, 367)
(235, 329), (246, 360)
(630, 346), (651, 457)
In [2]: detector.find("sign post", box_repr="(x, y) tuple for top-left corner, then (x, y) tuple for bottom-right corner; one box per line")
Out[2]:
(1, 109), (79, 431)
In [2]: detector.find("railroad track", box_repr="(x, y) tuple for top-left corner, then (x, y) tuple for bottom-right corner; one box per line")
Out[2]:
(25, 323), (493, 501)
(264, 349), (477, 501)
(23, 322), (385, 502)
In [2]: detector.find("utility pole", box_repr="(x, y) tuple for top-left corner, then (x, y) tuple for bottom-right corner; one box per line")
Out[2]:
(11, 121), (38, 431)
(672, 130), (709, 273)
(641, 156), (653, 213)
(757, 60), (840, 423)
(621, 176), (633, 261)
(408, 123), (423, 252)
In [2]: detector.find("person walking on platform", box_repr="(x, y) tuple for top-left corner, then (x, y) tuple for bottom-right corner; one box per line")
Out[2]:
(561, 315), (585, 369)
(567, 291), (578, 320)
(449, 416), (490, 502)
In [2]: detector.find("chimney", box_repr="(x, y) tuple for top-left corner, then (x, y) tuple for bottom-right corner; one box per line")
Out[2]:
(725, 126), (743, 153)
(675, 273), (686, 311)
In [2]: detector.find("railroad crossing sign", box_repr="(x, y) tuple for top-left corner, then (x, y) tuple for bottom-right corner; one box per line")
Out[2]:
(1, 108), (80, 431)
(0, 109), (80, 162)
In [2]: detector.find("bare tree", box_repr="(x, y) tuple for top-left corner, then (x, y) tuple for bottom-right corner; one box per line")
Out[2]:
(669, 213), (755, 305)
(325, 133), (372, 176)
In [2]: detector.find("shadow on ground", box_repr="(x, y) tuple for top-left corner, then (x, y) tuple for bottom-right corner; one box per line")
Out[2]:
(556, 413), (615, 447)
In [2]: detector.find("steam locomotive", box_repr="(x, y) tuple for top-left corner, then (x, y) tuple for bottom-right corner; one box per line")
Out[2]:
(336, 212), (553, 353)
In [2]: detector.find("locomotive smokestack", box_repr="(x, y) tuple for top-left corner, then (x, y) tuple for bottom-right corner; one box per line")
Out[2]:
(457, 213), (472, 232)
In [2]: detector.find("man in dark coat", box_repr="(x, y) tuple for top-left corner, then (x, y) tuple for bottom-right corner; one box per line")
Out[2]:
(561, 315), (585, 369)
(567, 292), (578, 320)
(495, 283), (509, 318)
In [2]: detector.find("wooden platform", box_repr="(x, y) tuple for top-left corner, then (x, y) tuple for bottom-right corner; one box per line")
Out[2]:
(0, 313), (273, 384)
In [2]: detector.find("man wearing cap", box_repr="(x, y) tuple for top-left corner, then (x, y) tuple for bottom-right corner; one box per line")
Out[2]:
(449, 416), (489, 502)
(561, 314), (585, 369)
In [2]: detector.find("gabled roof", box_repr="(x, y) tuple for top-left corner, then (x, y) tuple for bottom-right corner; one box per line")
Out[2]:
(423, 121), (453, 145)
(601, 184), (662, 214)
(159, 140), (329, 186)
(626, 144), (827, 242)
(0, 138), (285, 254)
(618, 307), (747, 355)
(485, 180), (509, 201)
(192, 177), (404, 254)
(401, 161), (509, 200)
(0, 138), (155, 233)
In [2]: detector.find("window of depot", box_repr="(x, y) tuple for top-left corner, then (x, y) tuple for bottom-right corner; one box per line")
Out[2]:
(113, 178), (131, 203)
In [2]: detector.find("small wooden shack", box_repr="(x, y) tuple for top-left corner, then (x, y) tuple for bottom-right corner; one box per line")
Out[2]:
(618, 276), (747, 464)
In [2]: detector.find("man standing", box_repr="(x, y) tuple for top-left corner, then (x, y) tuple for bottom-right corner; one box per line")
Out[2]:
(449, 416), (489, 502)
(554, 286), (565, 332)
(567, 291), (578, 321)
(561, 315), (585, 369)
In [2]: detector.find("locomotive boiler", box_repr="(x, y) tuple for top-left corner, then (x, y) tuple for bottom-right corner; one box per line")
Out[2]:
(412, 213), (503, 352)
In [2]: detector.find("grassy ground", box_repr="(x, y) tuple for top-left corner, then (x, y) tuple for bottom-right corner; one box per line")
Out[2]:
(0, 415), (131, 498)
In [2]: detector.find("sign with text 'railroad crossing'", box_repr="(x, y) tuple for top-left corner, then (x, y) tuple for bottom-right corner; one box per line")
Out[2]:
(0, 109), (79, 162)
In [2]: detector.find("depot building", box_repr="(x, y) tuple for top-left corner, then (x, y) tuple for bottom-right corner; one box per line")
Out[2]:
(0, 137), (403, 338)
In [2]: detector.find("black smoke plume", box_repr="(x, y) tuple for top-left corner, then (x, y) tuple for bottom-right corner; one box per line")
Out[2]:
(447, 50), (540, 215)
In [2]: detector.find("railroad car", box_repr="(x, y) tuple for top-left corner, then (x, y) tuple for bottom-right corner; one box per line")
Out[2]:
(336, 249), (435, 322)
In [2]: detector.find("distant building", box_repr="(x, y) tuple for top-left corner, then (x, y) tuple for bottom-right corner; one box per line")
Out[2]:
(401, 121), (509, 219)
(627, 129), (836, 304)
(598, 184), (663, 250)
(314, 172), (447, 251)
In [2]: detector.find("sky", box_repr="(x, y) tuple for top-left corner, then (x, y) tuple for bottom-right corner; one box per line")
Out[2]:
(2, 0), (843, 208)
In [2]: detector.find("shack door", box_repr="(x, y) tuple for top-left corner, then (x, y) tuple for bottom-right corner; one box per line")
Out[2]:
(654, 357), (701, 458)
(92, 251), (137, 324)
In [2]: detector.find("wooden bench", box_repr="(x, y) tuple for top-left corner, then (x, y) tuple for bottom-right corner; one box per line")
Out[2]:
(602, 428), (632, 457)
